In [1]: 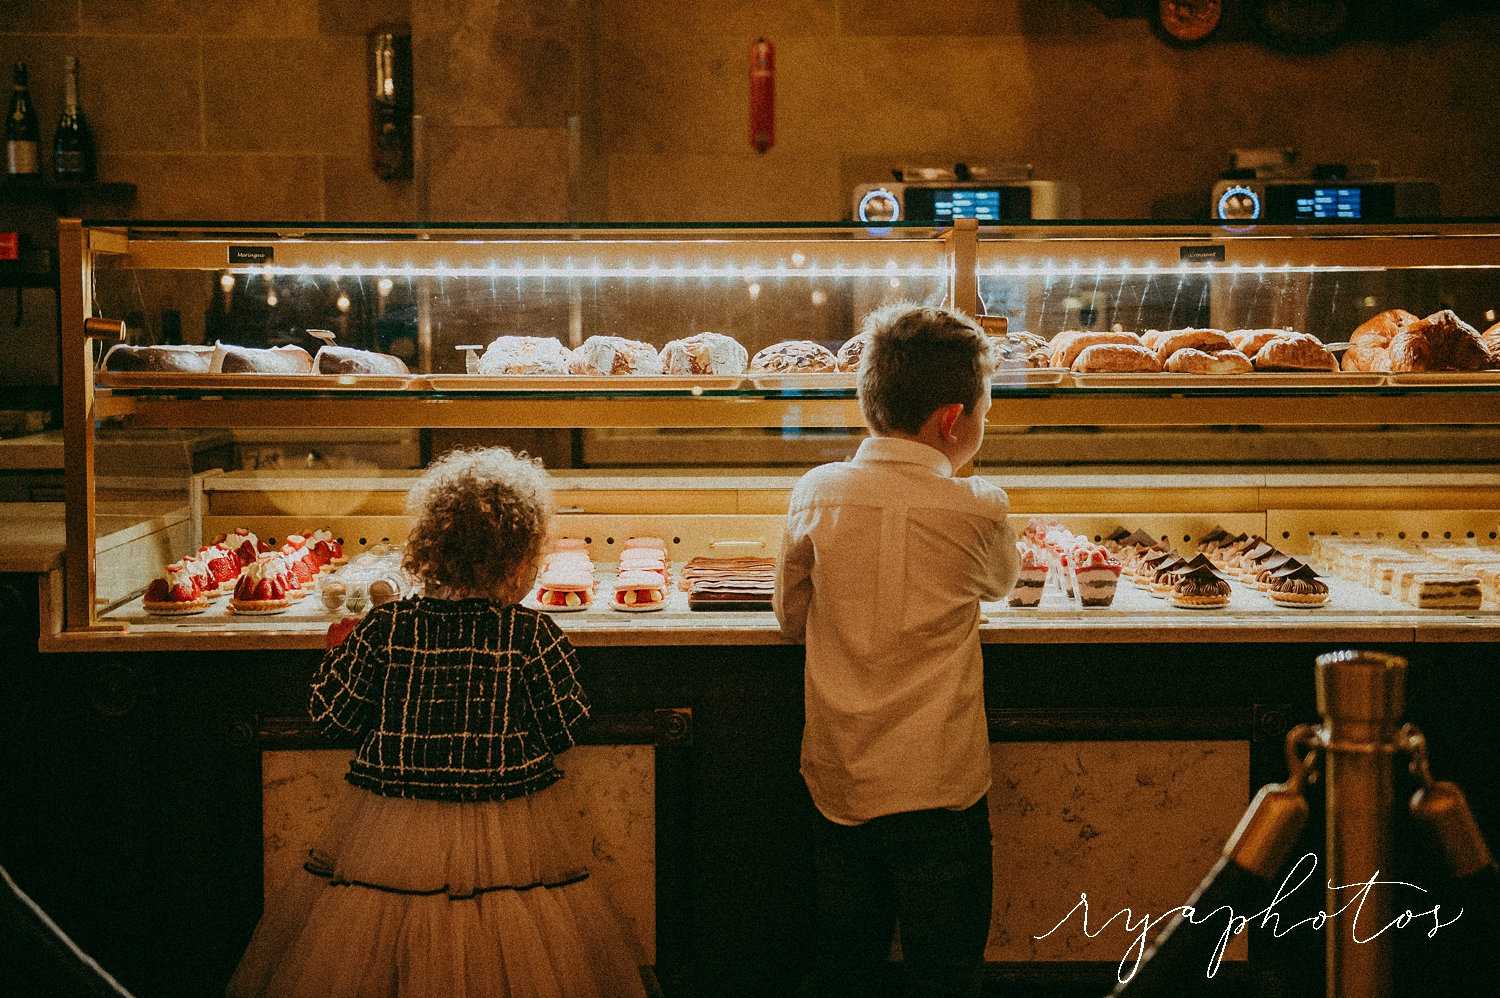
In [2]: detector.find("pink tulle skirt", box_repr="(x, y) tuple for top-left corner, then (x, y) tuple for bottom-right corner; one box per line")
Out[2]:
(227, 780), (648, 998)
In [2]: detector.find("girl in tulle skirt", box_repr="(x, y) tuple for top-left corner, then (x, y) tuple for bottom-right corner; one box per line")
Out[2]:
(228, 448), (647, 998)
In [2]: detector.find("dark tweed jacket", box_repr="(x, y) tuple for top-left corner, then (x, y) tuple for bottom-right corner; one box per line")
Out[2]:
(310, 597), (589, 802)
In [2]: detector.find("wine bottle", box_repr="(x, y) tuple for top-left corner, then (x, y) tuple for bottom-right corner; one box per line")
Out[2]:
(6, 62), (41, 178)
(53, 56), (95, 182)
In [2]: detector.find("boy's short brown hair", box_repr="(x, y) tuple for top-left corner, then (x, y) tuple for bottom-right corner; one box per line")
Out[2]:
(403, 447), (552, 601)
(857, 304), (994, 436)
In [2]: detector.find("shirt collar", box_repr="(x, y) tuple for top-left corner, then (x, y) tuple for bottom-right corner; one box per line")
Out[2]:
(852, 436), (953, 478)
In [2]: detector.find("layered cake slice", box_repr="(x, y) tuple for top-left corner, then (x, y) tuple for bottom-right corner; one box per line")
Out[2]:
(1007, 545), (1049, 608)
(1403, 573), (1483, 610)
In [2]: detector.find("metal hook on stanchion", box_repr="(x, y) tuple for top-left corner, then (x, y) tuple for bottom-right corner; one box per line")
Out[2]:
(1402, 723), (1497, 883)
(1111, 724), (1319, 996)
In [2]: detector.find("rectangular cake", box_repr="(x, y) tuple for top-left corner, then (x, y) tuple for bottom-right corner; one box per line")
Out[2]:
(1404, 573), (1484, 610)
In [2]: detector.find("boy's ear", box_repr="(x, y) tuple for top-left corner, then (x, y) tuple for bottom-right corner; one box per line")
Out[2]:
(936, 403), (965, 440)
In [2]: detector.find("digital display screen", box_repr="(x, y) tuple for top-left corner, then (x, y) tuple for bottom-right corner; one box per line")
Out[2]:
(904, 186), (1032, 222)
(1265, 183), (1396, 220)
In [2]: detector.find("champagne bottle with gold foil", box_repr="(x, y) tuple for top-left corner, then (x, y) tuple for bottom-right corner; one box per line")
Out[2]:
(53, 56), (95, 182)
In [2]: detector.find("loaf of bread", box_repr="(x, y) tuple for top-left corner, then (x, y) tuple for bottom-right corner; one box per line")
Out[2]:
(568, 335), (664, 375)
(313, 344), (410, 376)
(1071, 343), (1162, 373)
(749, 340), (838, 374)
(476, 335), (572, 375)
(660, 331), (748, 375)
(103, 344), (214, 373)
(1387, 309), (1491, 372)
(1250, 332), (1337, 372)
(210, 343), (315, 374)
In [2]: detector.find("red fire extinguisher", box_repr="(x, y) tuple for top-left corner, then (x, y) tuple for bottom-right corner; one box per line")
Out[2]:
(750, 38), (774, 154)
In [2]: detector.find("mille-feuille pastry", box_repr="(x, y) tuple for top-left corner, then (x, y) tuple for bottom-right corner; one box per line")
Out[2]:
(1049, 330), (1142, 369)
(1401, 572), (1483, 610)
(749, 340), (838, 374)
(1342, 309), (1419, 373)
(1388, 309), (1492, 372)
(1151, 328), (1233, 364)
(1165, 347), (1253, 375)
(660, 331), (748, 375)
(142, 562), (212, 616)
(1168, 563), (1233, 609)
(1071, 343), (1163, 373)
(1007, 544), (1049, 608)
(836, 332), (871, 372)
(476, 335), (573, 375)
(1250, 332), (1337, 372)
(568, 335), (665, 376)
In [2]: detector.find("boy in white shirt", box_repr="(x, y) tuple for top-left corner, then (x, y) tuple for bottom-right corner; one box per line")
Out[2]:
(775, 304), (1019, 997)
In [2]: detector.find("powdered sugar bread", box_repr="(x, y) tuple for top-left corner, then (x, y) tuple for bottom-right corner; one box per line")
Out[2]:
(476, 336), (573, 375)
(749, 340), (838, 374)
(568, 335), (665, 375)
(660, 331), (748, 375)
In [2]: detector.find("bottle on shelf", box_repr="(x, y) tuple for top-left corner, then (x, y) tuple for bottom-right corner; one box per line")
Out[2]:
(6, 61), (41, 178)
(53, 56), (95, 183)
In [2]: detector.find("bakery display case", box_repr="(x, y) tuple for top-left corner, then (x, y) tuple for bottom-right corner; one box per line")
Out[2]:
(50, 217), (1500, 645)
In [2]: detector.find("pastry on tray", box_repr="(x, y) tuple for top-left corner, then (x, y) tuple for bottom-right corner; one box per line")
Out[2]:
(568, 335), (665, 376)
(660, 331), (748, 376)
(611, 570), (669, 612)
(1266, 562), (1330, 607)
(1388, 309), (1492, 373)
(1229, 328), (1293, 358)
(1071, 343), (1163, 373)
(210, 342), (316, 374)
(1341, 310), (1418, 372)
(142, 562), (212, 615)
(229, 559), (296, 614)
(1250, 332), (1337, 372)
(1049, 330), (1142, 369)
(476, 335), (573, 375)
(313, 344), (410, 376)
(1150, 328), (1232, 363)
(1168, 563), (1233, 609)
(1164, 347), (1253, 375)
(836, 332), (871, 372)
(748, 340), (839, 374)
(103, 343), (214, 373)
(535, 566), (594, 611)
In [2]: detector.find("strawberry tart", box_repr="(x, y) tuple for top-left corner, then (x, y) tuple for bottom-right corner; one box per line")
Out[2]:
(142, 562), (212, 615)
(229, 558), (296, 614)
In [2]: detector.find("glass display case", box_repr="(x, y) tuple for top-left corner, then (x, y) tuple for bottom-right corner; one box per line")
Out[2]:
(54, 218), (1500, 643)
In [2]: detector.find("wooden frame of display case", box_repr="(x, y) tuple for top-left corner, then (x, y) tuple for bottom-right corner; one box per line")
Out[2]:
(60, 217), (1500, 635)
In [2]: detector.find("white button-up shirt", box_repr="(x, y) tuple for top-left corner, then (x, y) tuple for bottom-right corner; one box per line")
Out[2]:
(775, 436), (1020, 825)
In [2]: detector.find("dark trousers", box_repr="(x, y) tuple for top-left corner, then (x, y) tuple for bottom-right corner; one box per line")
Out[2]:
(804, 794), (994, 998)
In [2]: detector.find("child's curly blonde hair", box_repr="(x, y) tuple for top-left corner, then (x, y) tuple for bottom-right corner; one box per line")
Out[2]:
(402, 447), (552, 601)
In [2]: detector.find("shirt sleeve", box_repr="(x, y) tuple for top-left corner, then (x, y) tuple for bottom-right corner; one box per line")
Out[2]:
(524, 611), (590, 756)
(774, 502), (815, 641)
(972, 485), (1021, 602)
(308, 606), (393, 738)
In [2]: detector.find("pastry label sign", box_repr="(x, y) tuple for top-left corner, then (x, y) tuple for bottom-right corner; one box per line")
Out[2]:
(1179, 245), (1226, 263)
(228, 245), (274, 264)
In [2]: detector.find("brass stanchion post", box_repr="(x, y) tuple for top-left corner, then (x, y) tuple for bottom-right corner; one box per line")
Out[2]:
(1315, 649), (1406, 998)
